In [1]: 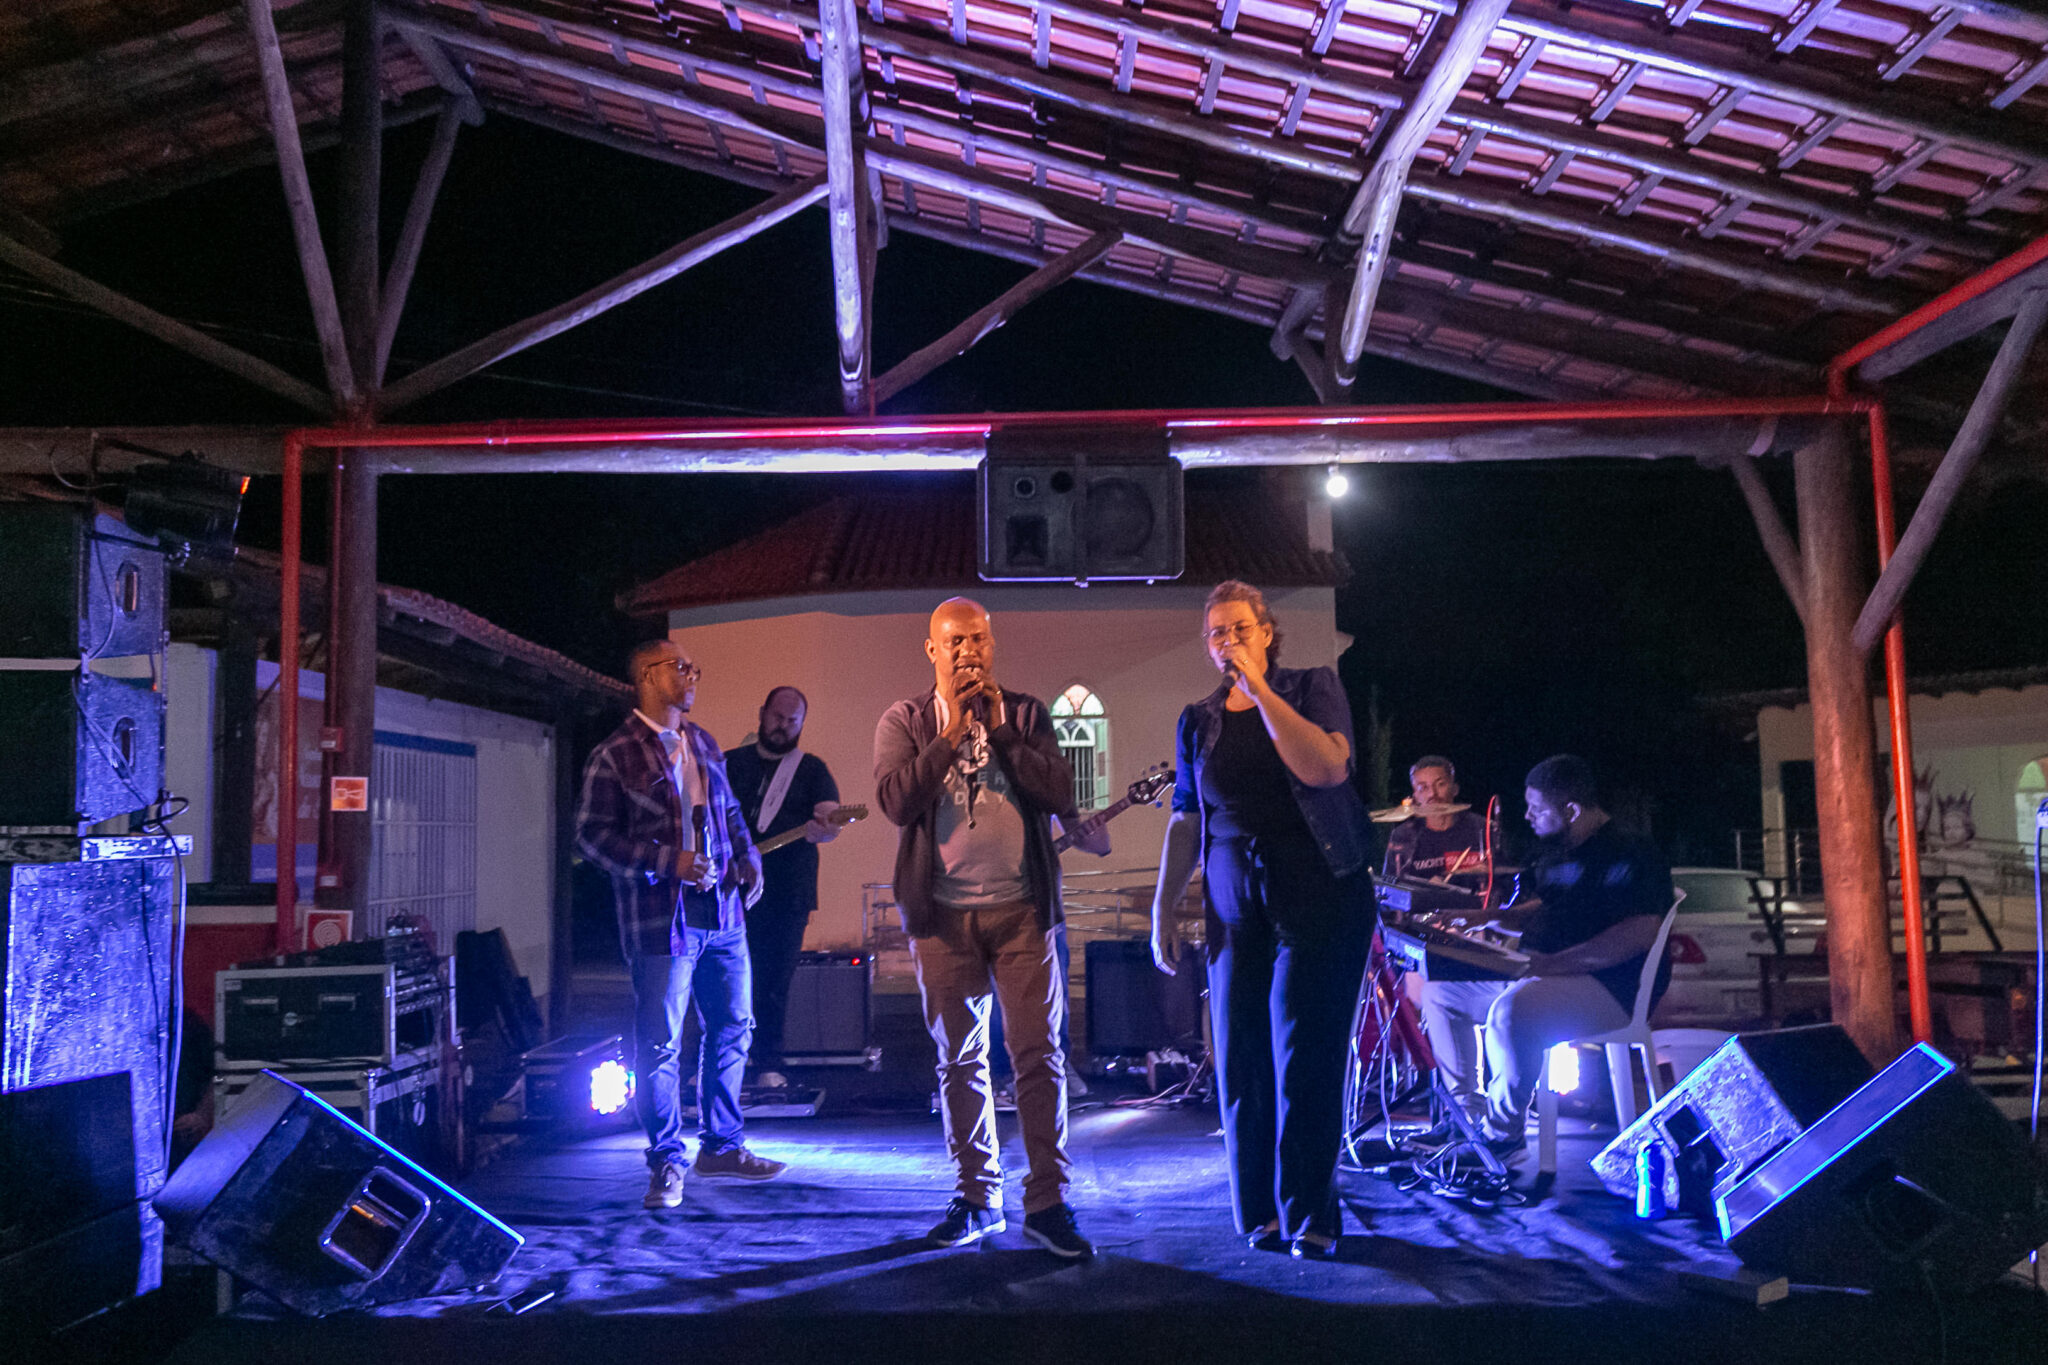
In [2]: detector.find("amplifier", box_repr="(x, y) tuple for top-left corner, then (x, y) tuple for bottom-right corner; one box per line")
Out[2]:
(218, 962), (451, 1066)
(1085, 938), (1204, 1057)
(782, 952), (873, 1063)
(215, 1051), (444, 1169)
(0, 505), (165, 661)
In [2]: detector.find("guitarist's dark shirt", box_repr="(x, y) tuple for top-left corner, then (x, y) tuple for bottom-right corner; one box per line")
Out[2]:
(724, 746), (840, 918)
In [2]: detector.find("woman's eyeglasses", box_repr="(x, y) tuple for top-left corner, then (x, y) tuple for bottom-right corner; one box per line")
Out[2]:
(1204, 623), (1259, 646)
(642, 658), (703, 683)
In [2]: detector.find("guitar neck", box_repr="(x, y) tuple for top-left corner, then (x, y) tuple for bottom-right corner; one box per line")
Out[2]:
(1054, 796), (1133, 854)
(754, 826), (810, 857)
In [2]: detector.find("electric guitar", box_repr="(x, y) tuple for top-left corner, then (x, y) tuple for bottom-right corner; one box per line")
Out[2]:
(1054, 767), (1174, 854)
(752, 804), (868, 856)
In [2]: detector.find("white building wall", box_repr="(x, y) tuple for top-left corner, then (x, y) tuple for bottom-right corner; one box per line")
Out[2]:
(213, 657), (561, 1008)
(1757, 684), (2048, 845)
(163, 643), (216, 883)
(669, 584), (1345, 949)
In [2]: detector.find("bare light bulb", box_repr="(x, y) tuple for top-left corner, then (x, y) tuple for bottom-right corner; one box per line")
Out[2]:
(1325, 463), (1350, 498)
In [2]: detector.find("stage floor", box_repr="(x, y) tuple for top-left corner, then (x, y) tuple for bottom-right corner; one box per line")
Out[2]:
(153, 1096), (2048, 1365)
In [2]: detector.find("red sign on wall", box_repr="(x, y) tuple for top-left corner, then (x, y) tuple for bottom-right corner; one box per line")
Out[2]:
(330, 776), (368, 812)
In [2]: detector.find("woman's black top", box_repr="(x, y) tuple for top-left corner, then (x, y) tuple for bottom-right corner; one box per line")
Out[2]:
(1197, 706), (1314, 844)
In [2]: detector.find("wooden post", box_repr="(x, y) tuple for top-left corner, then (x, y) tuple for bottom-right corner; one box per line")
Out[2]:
(318, 0), (383, 929)
(817, 0), (875, 413)
(1727, 452), (1808, 626)
(1794, 423), (1898, 1063)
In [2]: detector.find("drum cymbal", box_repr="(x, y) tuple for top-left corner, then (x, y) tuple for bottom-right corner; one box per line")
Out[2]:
(1369, 801), (1473, 823)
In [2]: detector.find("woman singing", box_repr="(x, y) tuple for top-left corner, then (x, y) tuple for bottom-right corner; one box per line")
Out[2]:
(1149, 580), (1374, 1259)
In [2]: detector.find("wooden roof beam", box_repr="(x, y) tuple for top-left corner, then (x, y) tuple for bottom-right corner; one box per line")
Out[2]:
(818, 0), (876, 414)
(704, 0), (2013, 261)
(1329, 0), (1512, 394)
(874, 228), (1120, 406)
(375, 98), (465, 385)
(1459, 0), (2048, 172)
(0, 232), (330, 413)
(244, 0), (356, 412)
(380, 175), (826, 412)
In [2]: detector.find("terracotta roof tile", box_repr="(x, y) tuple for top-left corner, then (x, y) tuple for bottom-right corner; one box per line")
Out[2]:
(619, 477), (1348, 614)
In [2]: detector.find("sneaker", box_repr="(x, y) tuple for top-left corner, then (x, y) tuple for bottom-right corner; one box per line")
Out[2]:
(1021, 1203), (1094, 1259)
(643, 1161), (685, 1209)
(1397, 1119), (1462, 1153)
(693, 1144), (787, 1181)
(928, 1196), (1006, 1247)
(754, 1071), (789, 1089)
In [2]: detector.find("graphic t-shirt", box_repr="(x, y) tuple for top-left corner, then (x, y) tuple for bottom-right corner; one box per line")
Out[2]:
(1384, 811), (1489, 884)
(930, 706), (1030, 908)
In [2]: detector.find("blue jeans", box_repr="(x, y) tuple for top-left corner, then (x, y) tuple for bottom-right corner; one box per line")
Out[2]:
(629, 925), (754, 1171)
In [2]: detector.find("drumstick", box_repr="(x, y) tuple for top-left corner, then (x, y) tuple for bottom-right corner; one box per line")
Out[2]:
(1445, 848), (1473, 878)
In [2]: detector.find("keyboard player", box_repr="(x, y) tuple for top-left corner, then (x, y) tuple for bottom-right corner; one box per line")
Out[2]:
(1414, 755), (1673, 1160)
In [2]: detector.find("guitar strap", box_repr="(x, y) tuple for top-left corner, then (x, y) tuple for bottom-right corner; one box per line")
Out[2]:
(755, 749), (806, 833)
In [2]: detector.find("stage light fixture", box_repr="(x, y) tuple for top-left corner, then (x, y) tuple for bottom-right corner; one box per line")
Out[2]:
(123, 451), (248, 565)
(588, 1059), (634, 1116)
(1547, 1043), (1583, 1096)
(1324, 464), (1350, 498)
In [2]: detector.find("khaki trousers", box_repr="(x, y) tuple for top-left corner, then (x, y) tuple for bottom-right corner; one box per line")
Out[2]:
(909, 898), (1071, 1214)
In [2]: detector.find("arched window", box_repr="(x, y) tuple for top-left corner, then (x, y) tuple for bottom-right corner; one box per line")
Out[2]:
(2019, 758), (2048, 859)
(1051, 683), (1110, 812)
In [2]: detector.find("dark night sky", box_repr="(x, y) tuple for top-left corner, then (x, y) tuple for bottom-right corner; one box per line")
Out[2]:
(6, 116), (2046, 859)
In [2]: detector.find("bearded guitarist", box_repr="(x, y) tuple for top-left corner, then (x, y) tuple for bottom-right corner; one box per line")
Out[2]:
(726, 686), (845, 1089)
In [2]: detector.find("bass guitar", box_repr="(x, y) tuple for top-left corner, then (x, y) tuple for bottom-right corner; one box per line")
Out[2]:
(1053, 767), (1174, 854)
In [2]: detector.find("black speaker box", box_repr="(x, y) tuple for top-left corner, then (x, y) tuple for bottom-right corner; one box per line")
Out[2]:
(784, 951), (872, 1056)
(0, 504), (165, 662)
(156, 1070), (521, 1316)
(1085, 938), (1203, 1057)
(0, 669), (165, 826)
(1592, 1024), (1873, 1215)
(2, 857), (176, 1197)
(1718, 1042), (2048, 1295)
(978, 427), (1183, 582)
(0, 1072), (140, 1254)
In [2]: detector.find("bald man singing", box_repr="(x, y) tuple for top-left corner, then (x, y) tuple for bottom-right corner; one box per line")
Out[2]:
(874, 598), (1093, 1259)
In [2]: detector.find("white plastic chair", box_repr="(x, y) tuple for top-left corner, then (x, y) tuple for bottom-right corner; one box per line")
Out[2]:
(1537, 890), (1685, 1175)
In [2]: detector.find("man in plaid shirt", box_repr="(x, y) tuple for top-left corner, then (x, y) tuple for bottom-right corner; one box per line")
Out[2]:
(576, 637), (785, 1209)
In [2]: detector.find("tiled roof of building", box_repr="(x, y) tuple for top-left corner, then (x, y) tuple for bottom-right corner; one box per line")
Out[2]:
(619, 480), (1349, 614)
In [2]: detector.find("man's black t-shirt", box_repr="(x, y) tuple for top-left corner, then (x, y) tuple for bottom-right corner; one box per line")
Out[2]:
(723, 746), (840, 917)
(1520, 822), (1674, 1011)
(1383, 811), (1489, 884)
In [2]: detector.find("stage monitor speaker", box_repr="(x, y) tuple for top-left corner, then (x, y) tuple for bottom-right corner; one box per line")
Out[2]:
(1085, 938), (1203, 1057)
(156, 1069), (521, 1316)
(784, 952), (872, 1056)
(0, 669), (165, 826)
(3, 857), (176, 1197)
(1592, 1024), (1873, 1215)
(1717, 1042), (2048, 1295)
(0, 504), (165, 662)
(979, 426), (1183, 583)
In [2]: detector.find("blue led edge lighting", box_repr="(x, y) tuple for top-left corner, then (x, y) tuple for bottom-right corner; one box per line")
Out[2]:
(285, 1074), (524, 1245)
(1714, 1043), (1955, 1242)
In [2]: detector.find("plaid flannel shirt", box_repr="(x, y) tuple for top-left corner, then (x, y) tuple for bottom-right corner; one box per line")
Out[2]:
(575, 712), (760, 955)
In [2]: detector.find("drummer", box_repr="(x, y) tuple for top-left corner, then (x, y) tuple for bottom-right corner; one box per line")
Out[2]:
(1381, 756), (1489, 897)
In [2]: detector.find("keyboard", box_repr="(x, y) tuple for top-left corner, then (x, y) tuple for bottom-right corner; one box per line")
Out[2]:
(1380, 912), (1530, 981)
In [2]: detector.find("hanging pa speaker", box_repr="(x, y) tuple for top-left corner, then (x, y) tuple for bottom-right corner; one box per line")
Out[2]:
(978, 426), (1183, 583)
(155, 1070), (521, 1316)
(1717, 1042), (2048, 1295)
(0, 504), (165, 662)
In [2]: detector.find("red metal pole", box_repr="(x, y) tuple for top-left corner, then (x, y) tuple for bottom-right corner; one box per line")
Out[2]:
(1865, 402), (1934, 1045)
(277, 431), (303, 951)
(1831, 229), (2048, 380)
